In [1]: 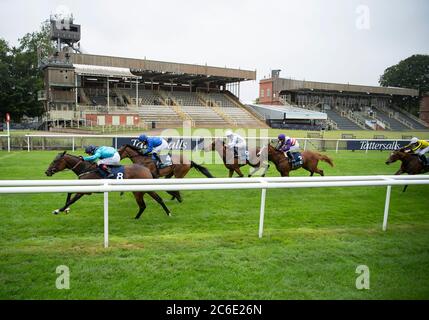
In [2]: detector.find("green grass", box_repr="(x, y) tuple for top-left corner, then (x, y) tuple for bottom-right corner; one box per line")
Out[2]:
(0, 150), (428, 299)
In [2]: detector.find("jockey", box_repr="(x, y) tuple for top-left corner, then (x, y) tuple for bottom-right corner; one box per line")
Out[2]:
(137, 134), (169, 166)
(83, 145), (120, 178)
(225, 130), (247, 161)
(403, 137), (429, 166)
(276, 134), (300, 162)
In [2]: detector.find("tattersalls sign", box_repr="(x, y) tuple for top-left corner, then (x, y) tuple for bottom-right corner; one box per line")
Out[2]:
(346, 140), (408, 151)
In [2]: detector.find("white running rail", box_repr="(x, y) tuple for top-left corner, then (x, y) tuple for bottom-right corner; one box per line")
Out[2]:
(1, 175), (428, 248)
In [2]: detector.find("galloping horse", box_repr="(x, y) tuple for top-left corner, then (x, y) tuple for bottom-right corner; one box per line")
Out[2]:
(118, 144), (214, 202)
(209, 139), (269, 177)
(385, 150), (428, 175)
(260, 144), (334, 177)
(385, 150), (429, 192)
(45, 151), (171, 219)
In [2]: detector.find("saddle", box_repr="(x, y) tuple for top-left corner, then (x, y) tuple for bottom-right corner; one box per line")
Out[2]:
(97, 165), (125, 179)
(288, 152), (303, 169)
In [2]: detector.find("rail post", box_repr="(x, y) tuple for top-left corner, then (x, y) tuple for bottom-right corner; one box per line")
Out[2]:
(72, 137), (75, 152)
(259, 180), (268, 238)
(27, 136), (30, 152)
(383, 185), (392, 231)
(335, 140), (339, 154)
(104, 183), (109, 248)
(303, 139), (307, 151)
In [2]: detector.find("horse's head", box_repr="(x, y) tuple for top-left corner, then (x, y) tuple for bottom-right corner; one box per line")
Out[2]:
(385, 150), (406, 165)
(119, 144), (144, 160)
(45, 151), (68, 176)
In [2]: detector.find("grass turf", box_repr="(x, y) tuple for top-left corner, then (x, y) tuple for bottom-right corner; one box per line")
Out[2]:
(0, 150), (428, 299)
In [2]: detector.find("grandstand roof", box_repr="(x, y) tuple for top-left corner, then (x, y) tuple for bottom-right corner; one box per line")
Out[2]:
(247, 104), (328, 120)
(262, 78), (419, 97)
(73, 64), (139, 79)
(71, 53), (255, 85)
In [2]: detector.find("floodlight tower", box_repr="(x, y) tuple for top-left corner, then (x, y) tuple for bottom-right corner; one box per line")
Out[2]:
(50, 12), (81, 54)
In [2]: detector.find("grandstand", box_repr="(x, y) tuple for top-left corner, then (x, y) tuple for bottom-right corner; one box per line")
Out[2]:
(40, 48), (267, 129)
(259, 70), (428, 131)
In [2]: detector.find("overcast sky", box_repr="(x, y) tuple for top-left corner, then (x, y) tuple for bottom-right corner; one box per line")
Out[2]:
(1, 0), (428, 102)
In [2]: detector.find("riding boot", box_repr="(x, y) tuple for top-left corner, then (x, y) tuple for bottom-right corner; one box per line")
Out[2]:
(419, 154), (428, 166)
(286, 151), (293, 163)
(152, 154), (161, 175)
(99, 164), (113, 178)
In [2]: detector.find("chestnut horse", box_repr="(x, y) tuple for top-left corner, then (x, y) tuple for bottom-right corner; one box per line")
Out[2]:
(118, 144), (214, 202)
(45, 151), (171, 219)
(209, 138), (269, 177)
(261, 144), (334, 177)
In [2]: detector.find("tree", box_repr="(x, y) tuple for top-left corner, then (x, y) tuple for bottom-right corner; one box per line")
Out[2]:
(0, 21), (53, 122)
(379, 54), (429, 115)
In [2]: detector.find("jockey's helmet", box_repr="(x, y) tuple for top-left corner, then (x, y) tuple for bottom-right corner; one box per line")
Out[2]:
(410, 137), (419, 144)
(85, 145), (97, 155)
(138, 134), (148, 142)
(225, 130), (233, 137)
(278, 134), (286, 140)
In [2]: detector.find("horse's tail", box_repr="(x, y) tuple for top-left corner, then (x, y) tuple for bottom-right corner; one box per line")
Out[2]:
(191, 161), (215, 178)
(316, 153), (334, 167)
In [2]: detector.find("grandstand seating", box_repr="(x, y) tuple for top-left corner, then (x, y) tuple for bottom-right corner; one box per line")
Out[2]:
(168, 91), (204, 106)
(137, 104), (183, 128)
(180, 105), (227, 127)
(374, 108), (410, 131)
(324, 109), (362, 130)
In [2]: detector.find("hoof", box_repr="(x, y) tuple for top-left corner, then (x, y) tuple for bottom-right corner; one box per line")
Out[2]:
(52, 209), (60, 215)
(64, 208), (70, 214)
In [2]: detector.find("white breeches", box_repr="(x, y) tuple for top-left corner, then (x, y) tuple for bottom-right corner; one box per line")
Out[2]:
(97, 152), (121, 165)
(418, 146), (429, 155)
(288, 144), (300, 153)
(153, 140), (169, 154)
(229, 142), (247, 149)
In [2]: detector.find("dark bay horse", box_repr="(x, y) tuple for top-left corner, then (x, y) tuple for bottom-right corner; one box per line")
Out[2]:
(209, 139), (269, 177)
(385, 150), (428, 175)
(261, 144), (334, 177)
(45, 151), (171, 219)
(385, 150), (429, 192)
(118, 144), (214, 202)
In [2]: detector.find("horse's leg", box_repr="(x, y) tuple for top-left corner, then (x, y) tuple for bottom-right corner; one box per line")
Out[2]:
(163, 169), (182, 202)
(228, 169), (234, 177)
(133, 192), (146, 219)
(248, 166), (259, 177)
(168, 191), (182, 203)
(235, 167), (244, 177)
(147, 191), (171, 216)
(54, 193), (85, 214)
(61, 193), (72, 213)
(314, 168), (324, 176)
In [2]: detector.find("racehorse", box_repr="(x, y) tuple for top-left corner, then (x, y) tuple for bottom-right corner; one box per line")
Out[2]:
(385, 150), (428, 175)
(260, 144), (334, 177)
(118, 144), (214, 202)
(45, 151), (171, 219)
(208, 139), (269, 177)
(385, 150), (429, 192)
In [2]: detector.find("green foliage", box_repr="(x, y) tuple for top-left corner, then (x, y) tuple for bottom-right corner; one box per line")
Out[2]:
(379, 54), (429, 115)
(0, 21), (53, 122)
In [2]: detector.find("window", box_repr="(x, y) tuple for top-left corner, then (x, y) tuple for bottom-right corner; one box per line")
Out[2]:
(260, 89), (265, 98)
(97, 116), (105, 126)
(112, 116), (120, 126)
(267, 89), (271, 97)
(126, 116), (134, 126)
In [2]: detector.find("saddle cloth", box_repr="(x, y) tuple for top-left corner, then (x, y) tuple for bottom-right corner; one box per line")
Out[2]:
(157, 154), (173, 169)
(97, 165), (125, 179)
